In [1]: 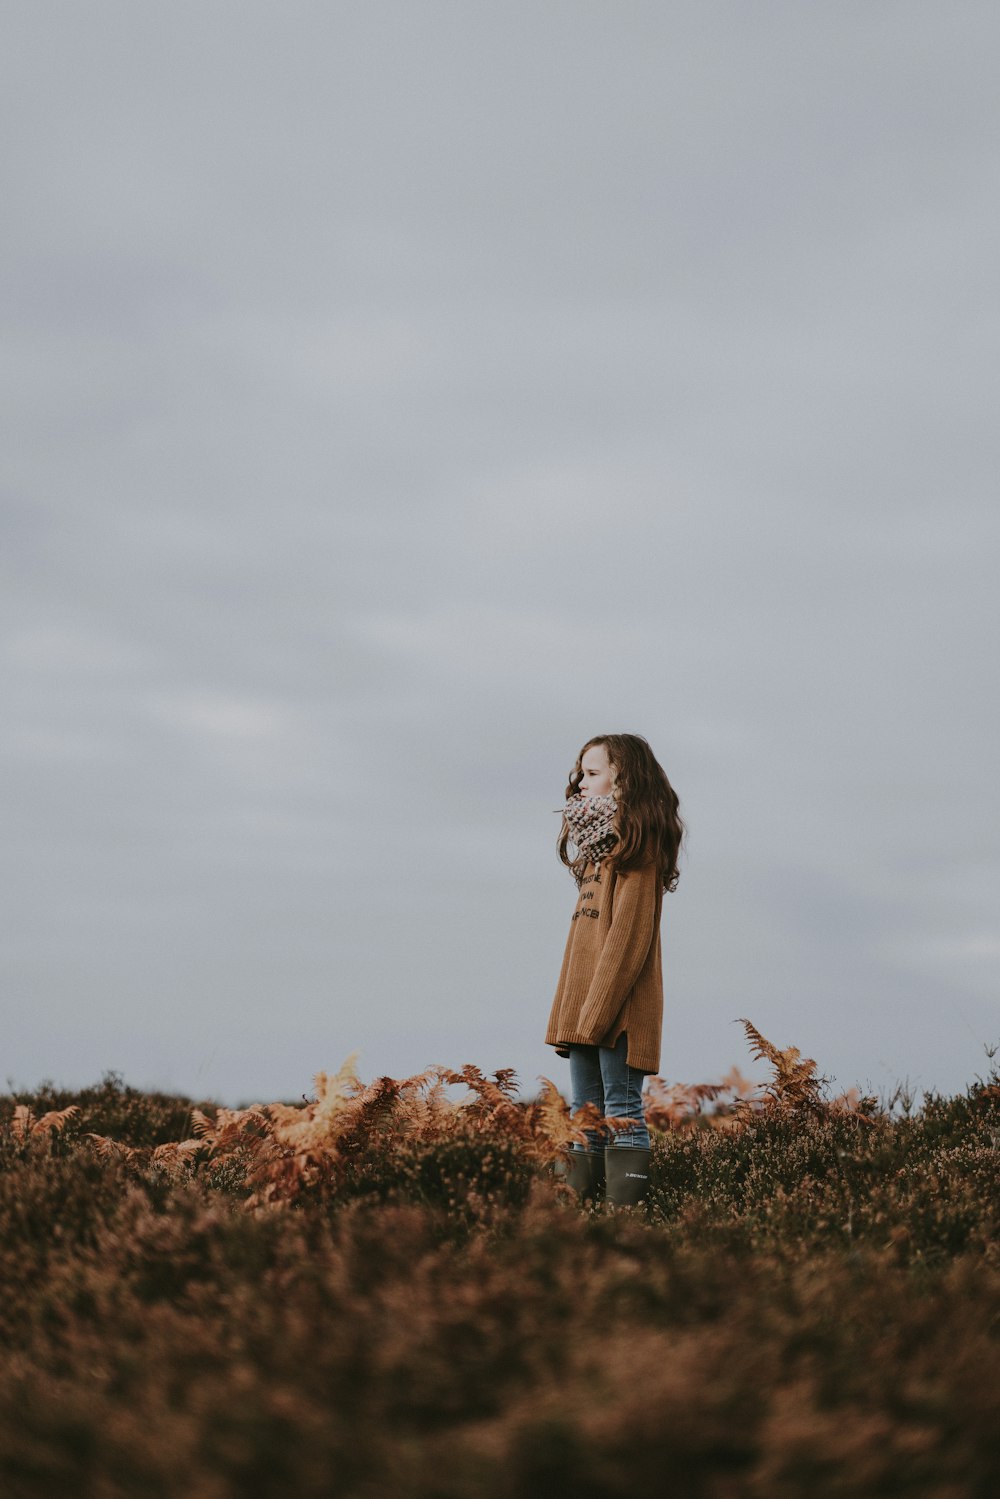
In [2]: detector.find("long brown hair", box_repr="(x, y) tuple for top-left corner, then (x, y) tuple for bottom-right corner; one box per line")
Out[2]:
(558, 733), (685, 893)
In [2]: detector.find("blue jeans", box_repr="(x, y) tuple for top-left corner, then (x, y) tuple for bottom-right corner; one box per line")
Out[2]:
(568, 1031), (650, 1151)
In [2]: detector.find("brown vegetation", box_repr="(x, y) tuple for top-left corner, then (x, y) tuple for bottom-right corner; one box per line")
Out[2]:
(1, 1024), (997, 1497)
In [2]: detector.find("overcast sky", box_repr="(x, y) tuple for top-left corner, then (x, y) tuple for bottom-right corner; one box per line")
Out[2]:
(3, 2), (998, 1108)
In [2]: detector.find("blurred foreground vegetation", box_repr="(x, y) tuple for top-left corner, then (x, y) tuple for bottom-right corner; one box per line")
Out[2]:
(1, 1035), (998, 1498)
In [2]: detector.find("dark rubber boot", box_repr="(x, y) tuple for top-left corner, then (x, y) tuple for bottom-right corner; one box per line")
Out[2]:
(561, 1148), (605, 1203)
(604, 1146), (651, 1208)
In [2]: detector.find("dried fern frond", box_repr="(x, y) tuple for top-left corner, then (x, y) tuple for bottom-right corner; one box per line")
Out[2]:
(739, 1018), (783, 1070)
(643, 1079), (729, 1132)
(737, 1018), (823, 1112)
(718, 1067), (763, 1102)
(34, 1104), (80, 1134)
(192, 1107), (274, 1156)
(444, 1064), (508, 1110)
(392, 1064), (461, 1135)
(151, 1138), (205, 1166)
(528, 1076), (581, 1154)
(562, 1099), (605, 1150)
(190, 1108), (216, 1139)
(311, 1052), (364, 1120)
(444, 1065), (525, 1135)
(492, 1067), (519, 1099)
(10, 1103), (80, 1142)
(85, 1132), (140, 1165)
(828, 1087), (876, 1123)
(318, 1075), (403, 1152)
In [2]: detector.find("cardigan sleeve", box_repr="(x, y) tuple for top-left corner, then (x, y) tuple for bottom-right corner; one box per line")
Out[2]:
(577, 861), (659, 1039)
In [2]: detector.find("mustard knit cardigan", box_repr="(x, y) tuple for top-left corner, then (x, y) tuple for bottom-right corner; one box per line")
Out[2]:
(544, 858), (664, 1075)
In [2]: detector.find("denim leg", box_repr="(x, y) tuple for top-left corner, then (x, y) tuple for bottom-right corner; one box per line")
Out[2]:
(599, 1032), (650, 1149)
(567, 1044), (608, 1151)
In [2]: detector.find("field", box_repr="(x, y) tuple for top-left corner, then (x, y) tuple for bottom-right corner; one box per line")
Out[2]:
(2, 1025), (998, 1498)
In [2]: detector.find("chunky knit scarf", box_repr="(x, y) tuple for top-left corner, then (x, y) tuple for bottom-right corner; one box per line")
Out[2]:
(557, 792), (619, 883)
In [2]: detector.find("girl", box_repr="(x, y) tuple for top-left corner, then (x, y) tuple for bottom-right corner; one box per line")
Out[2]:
(546, 734), (684, 1208)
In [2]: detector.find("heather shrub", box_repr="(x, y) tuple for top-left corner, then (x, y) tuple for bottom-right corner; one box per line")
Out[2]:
(0, 1068), (214, 1146)
(338, 1126), (536, 1224)
(648, 1104), (998, 1262)
(0, 1026), (997, 1497)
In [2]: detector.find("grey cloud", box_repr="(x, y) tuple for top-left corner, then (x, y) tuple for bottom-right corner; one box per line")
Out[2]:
(3, 2), (998, 1104)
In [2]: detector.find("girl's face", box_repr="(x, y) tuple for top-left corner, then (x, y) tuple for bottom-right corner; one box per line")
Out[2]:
(578, 742), (614, 798)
